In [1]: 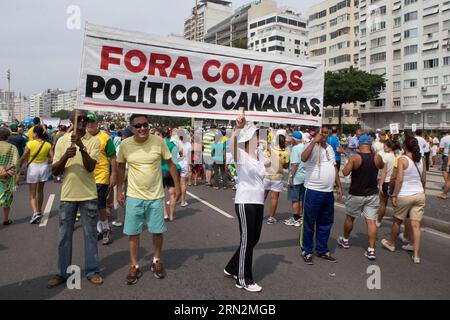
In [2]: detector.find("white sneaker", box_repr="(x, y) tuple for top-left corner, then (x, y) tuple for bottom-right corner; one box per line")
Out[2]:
(235, 282), (262, 293)
(381, 239), (395, 252)
(223, 269), (237, 280)
(402, 244), (414, 252)
(398, 233), (409, 244)
(112, 221), (123, 227)
(376, 221), (381, 228)
(180, 201), (188, 207)
(284, 217), (302, 227)
(29, 212), (42, 224)
(266, 217), (277, 224)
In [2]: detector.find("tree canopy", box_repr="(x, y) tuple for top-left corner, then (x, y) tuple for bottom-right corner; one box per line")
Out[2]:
(324, 67), (386, 107)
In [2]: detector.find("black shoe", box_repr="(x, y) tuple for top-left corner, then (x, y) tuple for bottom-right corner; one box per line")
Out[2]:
(126, 266), (142, 285)
(317, 252), (337, 263)
(2, 219), (13, 226)
(303, 254), (314, 265)
(97, 231), (104, 241)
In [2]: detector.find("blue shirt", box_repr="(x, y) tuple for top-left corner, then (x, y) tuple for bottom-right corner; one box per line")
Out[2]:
(289, 143), (306, 185)
(348, 135), (359, 156)
(327, 135), (341, 161)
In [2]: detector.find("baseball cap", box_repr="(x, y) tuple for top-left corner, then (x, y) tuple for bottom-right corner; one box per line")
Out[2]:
(238, 124), (258, 143)
(86, 112), (98, 122)
(290, 131), (302, 140)
(9, 124), (18, 132)
(376, 128), (381, 132)
(359, 134), (372, 145)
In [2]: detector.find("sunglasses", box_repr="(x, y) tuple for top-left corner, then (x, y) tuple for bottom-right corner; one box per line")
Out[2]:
(133, 123), (149, 129)
(77, 116), (89, 122)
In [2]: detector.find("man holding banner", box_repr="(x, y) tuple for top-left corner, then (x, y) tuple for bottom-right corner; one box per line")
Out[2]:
(47, 110), (103, 288)
(116, 114), (180, 285)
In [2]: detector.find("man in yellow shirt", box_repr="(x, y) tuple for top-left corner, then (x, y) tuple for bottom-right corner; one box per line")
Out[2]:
(117, 114), (180, 285)
(47, 110), (103, 288)
(86, 112), (117, 245)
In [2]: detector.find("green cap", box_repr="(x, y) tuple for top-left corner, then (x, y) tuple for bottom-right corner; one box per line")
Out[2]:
(86, 112), (98, 122)
(9, 124), (18, 132)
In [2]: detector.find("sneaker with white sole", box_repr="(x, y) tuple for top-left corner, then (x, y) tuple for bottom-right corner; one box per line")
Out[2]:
(112, 221), (123, 227)
(376, 221), (382, 228)
(398, 232), (409, 244)
(29, 212), (42, 224)
(180, 201), (188, 207)
(284, 216), (302, 227)
(381, 239), (395, 252)
(266, 217), (277, 225)
(402, 244), (414, 252)
(364, 248), (376, 261)
(223, 269), (237, 280)
(235, 282), (262, 293)
(337, 236), (350, 249)
(411, 256), (421, 264)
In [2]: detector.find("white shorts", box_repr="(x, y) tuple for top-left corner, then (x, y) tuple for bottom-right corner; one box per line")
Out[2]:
(27, 162), (50, 184)
(264, 179), (283, 193)
(180, 161), (189, 178)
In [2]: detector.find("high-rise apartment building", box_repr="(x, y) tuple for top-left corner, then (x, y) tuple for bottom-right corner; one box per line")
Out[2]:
(308, 0), (360, 127)
(358, 0), (450, 131)
(184, 0), (233, 42)
(247, 0), (308, 59)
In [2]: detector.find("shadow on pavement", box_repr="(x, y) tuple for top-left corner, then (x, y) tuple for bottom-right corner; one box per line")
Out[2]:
(148, 238), (299, 271)
(254, 253), (292, 281)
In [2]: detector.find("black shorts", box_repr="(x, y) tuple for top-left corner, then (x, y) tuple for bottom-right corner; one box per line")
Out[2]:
(381, 182), (389, 196)
(96, 184), (109, 210)
(163, 170), (180, 188)
(335, 160), (341, 170)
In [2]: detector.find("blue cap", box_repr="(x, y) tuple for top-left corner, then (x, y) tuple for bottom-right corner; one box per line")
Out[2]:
(291, 131), (302, 140)
(359, 134), (372, 145)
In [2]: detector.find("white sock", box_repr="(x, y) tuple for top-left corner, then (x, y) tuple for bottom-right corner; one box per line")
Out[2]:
(153, 257), (160, 263)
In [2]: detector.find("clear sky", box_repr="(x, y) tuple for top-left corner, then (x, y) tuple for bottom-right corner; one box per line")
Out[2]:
(0, 0), (321, 96)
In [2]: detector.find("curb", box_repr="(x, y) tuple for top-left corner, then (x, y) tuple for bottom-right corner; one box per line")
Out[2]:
(383, 206), (450, 235)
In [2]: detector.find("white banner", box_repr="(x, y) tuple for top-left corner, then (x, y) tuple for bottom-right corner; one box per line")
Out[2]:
(42, 117), (61, 128)
(390, 123), (399, 135)
(78, 23), (324, 126)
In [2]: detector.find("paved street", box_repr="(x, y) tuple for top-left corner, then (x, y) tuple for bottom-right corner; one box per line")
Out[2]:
(0, 179), (449, 300)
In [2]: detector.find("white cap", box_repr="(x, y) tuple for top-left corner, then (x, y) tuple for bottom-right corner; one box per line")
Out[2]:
(276, 129), (286, 136)
(238, 124), (258, 143)
(376, 128), (381, 132)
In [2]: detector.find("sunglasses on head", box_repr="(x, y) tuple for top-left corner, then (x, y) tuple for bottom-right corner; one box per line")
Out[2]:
(133, 123), (149, 129)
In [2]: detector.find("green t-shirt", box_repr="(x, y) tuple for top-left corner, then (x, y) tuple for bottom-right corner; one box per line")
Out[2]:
(162, 138), (181, 173)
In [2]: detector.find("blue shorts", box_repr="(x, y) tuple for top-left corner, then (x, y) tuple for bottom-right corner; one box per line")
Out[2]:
(124, 197), (166, 235)
(288, 184), (305, 202)
(204, 163), (214, 171)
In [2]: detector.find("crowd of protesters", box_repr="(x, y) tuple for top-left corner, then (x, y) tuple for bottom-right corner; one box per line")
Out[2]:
(0, 112), (449, 293)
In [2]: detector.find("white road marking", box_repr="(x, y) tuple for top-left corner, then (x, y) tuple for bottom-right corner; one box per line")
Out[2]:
(39, 194), (55, 227)
(186, 191), (234, 219)
(423, 227), (450, 240)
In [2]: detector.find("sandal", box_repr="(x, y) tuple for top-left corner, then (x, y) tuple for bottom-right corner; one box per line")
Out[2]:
(3, 219), (13, 226)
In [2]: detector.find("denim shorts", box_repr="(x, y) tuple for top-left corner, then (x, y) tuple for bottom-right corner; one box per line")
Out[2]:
(124, 197), (166, 235)
(287, 184), (305, 202)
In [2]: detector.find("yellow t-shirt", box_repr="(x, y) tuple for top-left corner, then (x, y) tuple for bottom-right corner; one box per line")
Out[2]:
(27, 140), (52, 163)
(263, 146), (290, 180)
(93, 131), (116, 185)
(117, 135), (171, 201)
(53, 133), (100, 201)
(28, 126), (34, 141)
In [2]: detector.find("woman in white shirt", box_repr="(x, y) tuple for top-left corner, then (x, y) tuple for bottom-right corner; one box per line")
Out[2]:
(382, 136), (426, 264)
(224, 113), (267, 293)
(376, 140), (400, 227)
